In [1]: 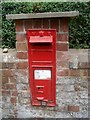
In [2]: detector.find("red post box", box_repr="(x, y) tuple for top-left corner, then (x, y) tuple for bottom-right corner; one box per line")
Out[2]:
(26, 29), (56, 107)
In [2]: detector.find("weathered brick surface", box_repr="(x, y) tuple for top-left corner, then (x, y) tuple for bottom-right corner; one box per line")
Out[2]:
(69, 69), (80, 76)
(68, 105), (79, 112)
(24, 19), (33, 30)
(16, 33), (26, 41)
(16, 42), (27, 51)
(60, 18), (69, 32)
(15, 20), (24, 32)
(33, 19), (42, 28)
(57, 51), (69, 61)
(2, 90), (10, 95)
(57, 69), (89, 77)
(43, 19), (49, 29)
(79, 62), (90, 69)
(14, 69), (29, 84)
(57, 69), (69, 76)
(11, 91), (18, 96)
(56, 42), (68, 51)
(16, 52), (28, 59)
(2, 69), (13, 77)
(16, 61), (28, 69)
(2, 77), (8, 84)
(57, 33), (68, 41)
(9, 76), (16, 83)
(57, 61), (69, 69)
(50, 18), (59, 32)
(11, 97), (17, 105)
(2, 62), (16, 69)
(1, 49), (89, 118)
(6, 84), (16, 90)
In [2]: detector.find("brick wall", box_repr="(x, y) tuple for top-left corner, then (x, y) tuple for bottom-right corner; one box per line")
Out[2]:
(2, 15), (89, 118)
(16, 18), (69, 52)
(2, 49), (89, 118)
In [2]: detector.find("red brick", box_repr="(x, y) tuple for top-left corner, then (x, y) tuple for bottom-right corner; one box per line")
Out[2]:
(16, 42), (27, 51)
(56, 42), (68, 51)
(11, 97), (17, 104)
(16, 52), (28, 59)
(2, 90), (10, 95)
(8, 63), (16, 69)
(15, 20), (23, 32)
(57, 61), (69, 68)
(2, 63), (15, 69)
(6, 84), (16, 90)
(88, 69), (90, 76)
(16, 62), (28, 69)
(69, 69), (88, 76)
(2, 63), (8, 69)
(43, 19), (49, 28)
(9, 76), (16, 83)
(69, 70), (80, 76)
(57, 33), (68, 41)
(33, 19), (42, 28)
(57, 51), (69, 61)
(24, 19), (33, 30)
(2, 69), (13, 77)
(2, 77), (8, 84)
(84, 70), (88, 76)
(57, 69), (69, 76)
(16, 33), (26, 41)
(79, 62), (90, 69)
(2, 84), (6, 90)
(60, 18), (69, 32)
(50, 18), (59, 32)
(68, 105), (79, 112)
(14, 69), (28, 76)
(11, 91), (18, 96)
(54, 106), (68, 112)
(80, 70), (88, 76)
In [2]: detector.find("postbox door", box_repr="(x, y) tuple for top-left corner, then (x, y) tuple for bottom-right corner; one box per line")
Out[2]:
(26, 29), (56, 106)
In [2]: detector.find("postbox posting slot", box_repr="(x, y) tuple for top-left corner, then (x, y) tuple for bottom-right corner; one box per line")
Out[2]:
(29, 36), (53, 43)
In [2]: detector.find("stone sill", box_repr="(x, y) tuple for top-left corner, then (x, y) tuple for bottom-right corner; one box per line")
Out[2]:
(6, 11), (79, 20)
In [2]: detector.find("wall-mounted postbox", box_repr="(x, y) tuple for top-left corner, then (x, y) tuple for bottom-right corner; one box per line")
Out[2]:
(26, 29), (56, 107)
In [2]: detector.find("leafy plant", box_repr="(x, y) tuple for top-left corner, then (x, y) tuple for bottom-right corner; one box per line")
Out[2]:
(1, 2), (90, 48)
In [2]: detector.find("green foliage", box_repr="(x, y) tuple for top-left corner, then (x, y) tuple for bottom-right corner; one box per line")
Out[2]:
(2, 2), (33, 48)
(1, 2), (90, 48)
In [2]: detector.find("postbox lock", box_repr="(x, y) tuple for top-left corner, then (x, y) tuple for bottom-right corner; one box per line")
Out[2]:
(41, 101), (47, 106)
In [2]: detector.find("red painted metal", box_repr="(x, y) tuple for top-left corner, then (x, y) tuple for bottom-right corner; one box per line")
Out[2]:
(29, 36), (53, 43)
(26, 29), (56, 107)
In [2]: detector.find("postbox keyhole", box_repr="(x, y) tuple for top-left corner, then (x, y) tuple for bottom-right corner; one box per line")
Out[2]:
(38, 87), (40, 90)
(38, 87), (43, 90)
